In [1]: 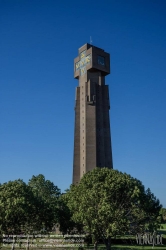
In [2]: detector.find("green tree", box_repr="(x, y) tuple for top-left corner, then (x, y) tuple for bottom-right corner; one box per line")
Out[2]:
(28, 174), (61, 232)
(0, 179), (37, 234)
(160, 207), (166, 224)
(65, 168), (162, 250)
(0, 176), (61, 236)
(28, 174), (60, 202)
(57, 192), (84, 235)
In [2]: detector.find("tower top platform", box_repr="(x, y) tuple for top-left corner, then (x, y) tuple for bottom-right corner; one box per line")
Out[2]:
(74, 43), (110, 79)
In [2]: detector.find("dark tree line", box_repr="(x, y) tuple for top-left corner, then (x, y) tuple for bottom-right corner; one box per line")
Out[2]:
(0, 169), (163, 250)
(0, 174), (64, 235)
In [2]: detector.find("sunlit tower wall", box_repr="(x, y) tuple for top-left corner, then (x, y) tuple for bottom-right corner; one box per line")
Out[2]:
(73, 43), (113, 184)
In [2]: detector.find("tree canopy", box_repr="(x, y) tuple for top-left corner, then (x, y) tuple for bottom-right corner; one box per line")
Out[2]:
(160, 207), (166, 223)
(65, 168), (162, 250)
(0, 171), (162, 250)
(28, 174), (60, 201)
(0, 179), (37, 234)
(0, 175), (61, 234)
(28, 174), (61, 231)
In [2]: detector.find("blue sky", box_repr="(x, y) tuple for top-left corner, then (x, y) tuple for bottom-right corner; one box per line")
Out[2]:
(0, 0), (166, 207)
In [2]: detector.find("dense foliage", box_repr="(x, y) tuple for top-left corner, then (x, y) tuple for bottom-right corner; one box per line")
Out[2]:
(0, 175), (61, 234)
(0, 179), (38, 234)
(65, 168), (162, 250)
(160, 207), (166, 223)
(28, 174), (61, 231)
(0, 170), (163, 250)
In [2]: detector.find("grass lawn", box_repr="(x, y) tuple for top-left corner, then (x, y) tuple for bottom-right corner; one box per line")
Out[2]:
(160, 224), (166, 230)
(0, 246), (166, 249)
(111, 245), (166, 249)
(82, 244), (166, 249)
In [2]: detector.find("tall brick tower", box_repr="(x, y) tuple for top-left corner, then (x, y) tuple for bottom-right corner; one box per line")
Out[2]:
(73, 43), (113, 184)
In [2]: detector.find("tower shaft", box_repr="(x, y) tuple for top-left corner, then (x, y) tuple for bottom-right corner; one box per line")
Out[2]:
(73, 44), (113, 184)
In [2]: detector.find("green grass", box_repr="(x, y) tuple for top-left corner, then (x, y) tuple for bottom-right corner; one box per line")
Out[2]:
(0, 246), (166, 250)
(79, 245), (166, 249)
(111, 245), (166, 249)
(160, 224), (166, 229)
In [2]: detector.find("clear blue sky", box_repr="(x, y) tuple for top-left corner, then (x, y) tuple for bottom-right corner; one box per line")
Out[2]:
(0, 0), (166, 207)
